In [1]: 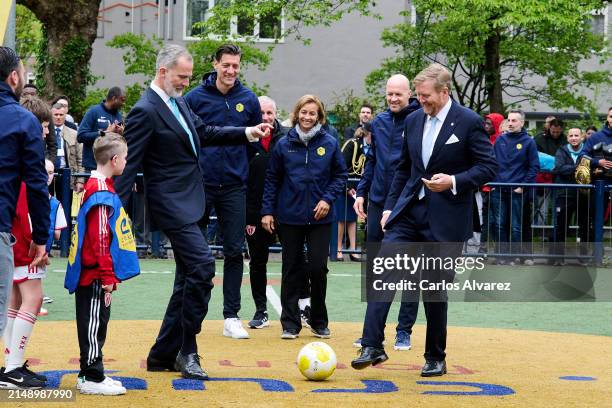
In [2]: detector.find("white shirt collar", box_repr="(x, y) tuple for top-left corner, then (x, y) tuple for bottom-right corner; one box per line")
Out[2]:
(150, 81), (171, 104)
(90, 170), (106, 180)
(428, 97), (452, 124)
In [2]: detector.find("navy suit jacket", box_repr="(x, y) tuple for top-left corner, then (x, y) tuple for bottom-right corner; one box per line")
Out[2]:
(384, 100), (497, 242)
(115, 87), (248, 230)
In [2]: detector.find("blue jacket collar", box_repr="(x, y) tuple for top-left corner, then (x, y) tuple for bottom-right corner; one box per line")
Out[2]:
(0, 82), (19, 106)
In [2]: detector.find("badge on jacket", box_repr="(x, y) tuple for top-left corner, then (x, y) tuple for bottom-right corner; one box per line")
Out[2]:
(236, 103), (244, 112)
(516, 143), (523, 150)
(317, 147), (326, 156)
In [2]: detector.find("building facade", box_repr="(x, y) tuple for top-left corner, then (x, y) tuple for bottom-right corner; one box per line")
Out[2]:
(90, 0), (610, 127)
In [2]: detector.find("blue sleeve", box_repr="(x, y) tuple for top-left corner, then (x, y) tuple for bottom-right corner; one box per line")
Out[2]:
(77, 107), (101, 145)
(20, 115), (50, 245)
(322, 140), (349, 204)
(384, 124), (412, 211)
(261, 142), (284, 216)
(525, 139), (540, 183)
(580, 135), (602, 169)
(356, 137), (375, 198)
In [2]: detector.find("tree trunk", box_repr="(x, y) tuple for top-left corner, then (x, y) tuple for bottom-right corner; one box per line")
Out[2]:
(483, 29), (504, 114)
(17, 0), (101, 112)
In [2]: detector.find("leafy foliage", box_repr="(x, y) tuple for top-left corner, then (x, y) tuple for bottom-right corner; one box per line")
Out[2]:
(15, 4), (42, 60)
(365, 0), (611, 114)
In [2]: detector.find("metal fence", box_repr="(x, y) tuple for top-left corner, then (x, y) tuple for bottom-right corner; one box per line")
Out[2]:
(50, 169), (611, 265)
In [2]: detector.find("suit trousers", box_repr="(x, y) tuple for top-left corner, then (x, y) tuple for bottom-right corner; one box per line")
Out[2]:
(362, 197), (449, 361)
(148, 222), (215, 360)
(278, 223), (331, 332)
(366, 200), (419, 336)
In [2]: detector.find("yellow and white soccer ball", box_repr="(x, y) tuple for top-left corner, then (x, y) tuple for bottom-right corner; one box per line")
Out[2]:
(297, 342), (337, 381)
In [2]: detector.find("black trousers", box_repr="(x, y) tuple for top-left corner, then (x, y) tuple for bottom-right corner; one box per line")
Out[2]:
(246, 226), (276, 313)
(76, 280), (110, 382)
(204, 185), (246, 319)
(366, 200), (419, 335)
(148, 222), (215, 361)
(278, 223), (331, 332)
(362, 198), (449, 361)
(554, 193), (591, 256)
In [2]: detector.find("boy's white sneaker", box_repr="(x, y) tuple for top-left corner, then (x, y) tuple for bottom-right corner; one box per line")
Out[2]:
(77, 376), (123, 390)
(79, 376), (126, 395)
(223, 318), (249, 339)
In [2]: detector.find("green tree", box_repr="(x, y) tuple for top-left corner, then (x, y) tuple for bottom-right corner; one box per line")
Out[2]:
(366, 0), (611, 115)
(15, 4), (42, 61)
(17, 0), (102, 118)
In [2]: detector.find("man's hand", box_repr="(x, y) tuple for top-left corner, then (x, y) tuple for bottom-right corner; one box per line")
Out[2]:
(381, 211), (391, 232)
(513, 187), (523, 194)
(28, 242), (49, 268)
(313, 200), (330, 220)
(247, 123), (274, 139)
(599, 159), (612, 169)
(246, 225), (256, 236)
(75, 182), (84, 193)
(353, 196), (366, 219)
(422, 173), (453, 192)
(262, 215), (275, 234)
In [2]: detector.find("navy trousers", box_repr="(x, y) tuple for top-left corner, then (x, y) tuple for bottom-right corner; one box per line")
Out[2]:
(367, 200), (419, 335)
(362, 197), (449, 362)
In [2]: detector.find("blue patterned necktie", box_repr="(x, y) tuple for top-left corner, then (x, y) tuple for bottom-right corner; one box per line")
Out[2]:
(169, 97), (197, 155)
(55, 127), (62, 150)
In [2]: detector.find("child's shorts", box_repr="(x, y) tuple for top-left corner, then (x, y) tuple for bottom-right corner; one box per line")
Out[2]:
(13, 265), (47, 283)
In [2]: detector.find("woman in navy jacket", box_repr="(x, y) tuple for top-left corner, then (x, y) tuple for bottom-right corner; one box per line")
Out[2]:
(261, 94), (347, 339)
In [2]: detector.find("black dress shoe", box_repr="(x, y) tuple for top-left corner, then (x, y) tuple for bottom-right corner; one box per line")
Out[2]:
(174, 353), (209, 380)
(421, 360), (447, 377)
(147, 356), (179, 372)
(351, 346), (389, 370)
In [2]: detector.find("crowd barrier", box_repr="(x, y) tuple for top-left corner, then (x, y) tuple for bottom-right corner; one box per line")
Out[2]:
(50, 170), (611, 265)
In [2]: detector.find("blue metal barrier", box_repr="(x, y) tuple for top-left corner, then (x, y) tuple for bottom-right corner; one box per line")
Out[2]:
(53, 170), (610, 264)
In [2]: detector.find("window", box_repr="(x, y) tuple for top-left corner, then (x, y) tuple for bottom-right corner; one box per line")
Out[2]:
(184, 0), (283, 42)
(589, 6), (608, 37)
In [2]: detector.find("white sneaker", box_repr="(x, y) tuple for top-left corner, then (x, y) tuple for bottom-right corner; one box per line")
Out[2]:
(79, 376), (126, 395)
(77, 376), (122, 390)
(223, 318), (249, 339)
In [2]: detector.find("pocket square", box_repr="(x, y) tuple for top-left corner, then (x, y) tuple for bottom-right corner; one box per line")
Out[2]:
(446, 134), (460, 144)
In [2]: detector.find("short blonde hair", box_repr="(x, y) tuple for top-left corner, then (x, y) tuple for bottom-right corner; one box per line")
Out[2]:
(93, 132), (127, 165)
(413, 63), (452, 92)
(290, 94), (326, 127)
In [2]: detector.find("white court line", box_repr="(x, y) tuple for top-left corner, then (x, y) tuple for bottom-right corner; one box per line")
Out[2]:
(243, 260), (283, 316)
(265, 285), (282, 316)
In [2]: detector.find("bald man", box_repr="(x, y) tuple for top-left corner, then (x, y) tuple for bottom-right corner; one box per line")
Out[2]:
(353, 74), (421, 350)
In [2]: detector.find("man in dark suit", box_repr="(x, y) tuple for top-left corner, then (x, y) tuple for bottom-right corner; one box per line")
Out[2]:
(115, 45), (269, 380)
(352, 63), (497, 376)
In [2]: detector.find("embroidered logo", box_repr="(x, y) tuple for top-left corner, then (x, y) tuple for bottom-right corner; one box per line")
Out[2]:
(236, 103), (244, 113)
(516, 143), (523, 150)
(317, 147), (326, 156)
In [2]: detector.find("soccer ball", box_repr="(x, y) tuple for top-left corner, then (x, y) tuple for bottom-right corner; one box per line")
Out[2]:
(297, 342), (337, 381)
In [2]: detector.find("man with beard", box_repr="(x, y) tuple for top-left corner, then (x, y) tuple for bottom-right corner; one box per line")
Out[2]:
(0, 47), (49, 339)
(115, 45), (270, 380)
